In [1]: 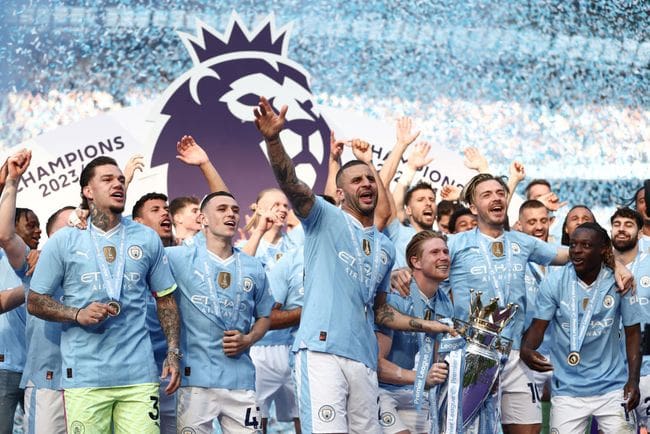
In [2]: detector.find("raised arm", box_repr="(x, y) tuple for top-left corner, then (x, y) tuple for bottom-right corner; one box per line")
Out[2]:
(0, 150), (30, 269)
(392, 141), (433, 223)
(463, 147), (490, 174)
(176, 135), (230, 193)
(379, 116), (420, 186)
(123, 154), (145, 192)
(506, 161), (526, 206)
(323, 131), (344, 200)
(254, 97), (314, 218)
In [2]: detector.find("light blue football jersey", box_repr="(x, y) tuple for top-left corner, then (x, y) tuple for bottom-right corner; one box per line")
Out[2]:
(29, 220), (176, 388)
(0, 251), (25, 374)
(294, 197), (395, 370)
(250, 233), (299, 346)
(383, 219), (416, 270)
(378, 280), (454, 393)
(535, 265), (639, 397)
(445, 228), (557, 349)
(167, 245), (274, 390)
(266, 245), (305, 343)
(638, 235), (650, 255)
(627, 253), (650, 377)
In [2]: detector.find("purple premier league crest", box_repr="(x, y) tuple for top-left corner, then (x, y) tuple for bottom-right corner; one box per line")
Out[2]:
(150, 12), (330, 210)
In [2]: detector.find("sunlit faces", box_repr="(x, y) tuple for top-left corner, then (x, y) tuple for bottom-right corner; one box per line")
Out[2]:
(336, 163), (377, 217)
(16, 210), (41, 249)
(257, 189), (290, 226)
(454, 214), (477, 233)
(569, 227), (606, 275)
(82, 164), (126, 214)
(611, 216), (640, 253)
(406, 188), (436, 230)
(201, 195), (241, 238)
(410, 237), (450, 282)
(136, 199), (172, 239)
(173, 202), (202, 232)
(519, 206), (551, 241)
(469, 179), (507, 227)
(564, 206), (595, 239)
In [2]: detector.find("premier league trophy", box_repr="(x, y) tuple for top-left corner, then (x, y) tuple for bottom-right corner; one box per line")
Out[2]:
(436, 290), (518, 433)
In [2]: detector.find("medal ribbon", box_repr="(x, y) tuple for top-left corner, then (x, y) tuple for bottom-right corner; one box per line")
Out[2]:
(477, 231), (513, 308)
(201, 248), (243, 331)
(88, 220), (127, 301)
(569, 266), (608, 355)
(412, 285), (437, 411)
(442, 335), (466, 434)
(343, 214), (382, 311)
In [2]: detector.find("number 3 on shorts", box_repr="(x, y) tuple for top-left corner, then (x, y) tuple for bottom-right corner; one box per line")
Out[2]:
(149, 396), (160, 421)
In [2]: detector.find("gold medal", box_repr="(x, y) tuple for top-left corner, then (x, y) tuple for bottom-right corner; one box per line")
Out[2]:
(217, 271), (231, 289)
(491, 241), (504, 257)
(362, 239), (371, 256)
(103, 246), (117, 263)
(567, 351), (580, 366)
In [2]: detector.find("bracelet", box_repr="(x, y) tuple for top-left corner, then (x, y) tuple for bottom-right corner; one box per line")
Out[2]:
(167, 347), (183, 360)
(74, 308), (81, 323)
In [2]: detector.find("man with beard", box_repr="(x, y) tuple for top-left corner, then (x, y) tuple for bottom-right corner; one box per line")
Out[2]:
(376, 230), (454, 433)
(254, 96), (454, 433)
(27, 155), (181, 433)
(610, 207), (650, 431)
(521, 223), (640, 433)
(446, 174), (568, 434)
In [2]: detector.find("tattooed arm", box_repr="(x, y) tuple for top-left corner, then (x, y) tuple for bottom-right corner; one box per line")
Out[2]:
(269, 303), (302, 330)
(374, 291), (455, 335)
(28, 292), (114, 325)
(254, 97), (315, 218)
(156, 293), (181, 394)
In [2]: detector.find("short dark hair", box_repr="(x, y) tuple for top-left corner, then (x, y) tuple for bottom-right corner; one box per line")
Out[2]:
(132, 192), (168, 218)
(335, 160), (368, 187)
(448, 207), (473, 234)
(170, 196), (199, 219)
(405, 230), (447, 270)
(404, 181), (436, 207)
(610, 207), (643, 230)
(199, 191), (236, 211)
(561, 205), (595, 246)
(15, 208), (35, 225)
(46, 206), (76, 236)
(461, 173), (510, 206)
(436, 200), (463, 220)
(524, 179), (551, 199)
(572, 222), (615, 270)
(79, 156), (119, 209)
(518, 199), (548, 217)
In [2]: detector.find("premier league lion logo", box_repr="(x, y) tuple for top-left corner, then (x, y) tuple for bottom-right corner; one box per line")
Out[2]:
(150, 12), (330, 209)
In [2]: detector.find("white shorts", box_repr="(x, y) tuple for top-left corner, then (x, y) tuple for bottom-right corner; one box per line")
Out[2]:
(250, 345), (298, 421)
(636, 375), (650, 428)
(294, 350), (380, 434)
(500, 349), (545, 425)
(23, 384), (65, 434)
(551, 389), (636, 433)
(176, 387), (260, 434)
(378, 388), (428, 434)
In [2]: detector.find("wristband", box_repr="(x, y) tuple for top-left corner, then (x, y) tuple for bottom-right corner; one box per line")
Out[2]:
(74, 308), (81, 323)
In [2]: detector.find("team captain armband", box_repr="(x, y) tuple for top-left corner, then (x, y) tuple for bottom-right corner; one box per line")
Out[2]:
(153, 284), (177, 298)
